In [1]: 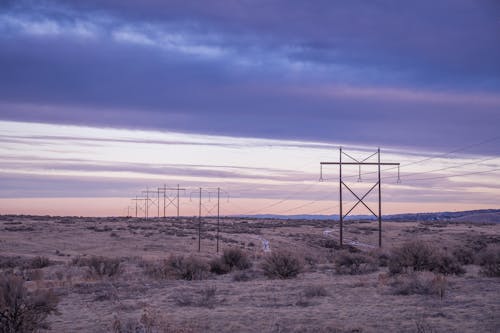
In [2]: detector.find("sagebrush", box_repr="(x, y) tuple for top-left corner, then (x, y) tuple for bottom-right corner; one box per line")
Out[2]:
(262, 251), (303, 279)
(0, 274), (59, 333)
(388, 241), (464, 275)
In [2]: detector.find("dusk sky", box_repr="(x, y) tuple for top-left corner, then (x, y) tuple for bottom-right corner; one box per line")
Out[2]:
(0, 0), (499, 216)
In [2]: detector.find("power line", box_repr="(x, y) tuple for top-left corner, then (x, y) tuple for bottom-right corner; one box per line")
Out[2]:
(339, 135), (500, 180)
(275, 200), (321, 214)
(401, 166), (500, 182)
(392, 156), (500, 180)
(237, 182), (320, 215)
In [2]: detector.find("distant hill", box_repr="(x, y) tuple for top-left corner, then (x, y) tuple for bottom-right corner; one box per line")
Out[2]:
(236, 209), (500, 223)
(385, 209), (500, 223)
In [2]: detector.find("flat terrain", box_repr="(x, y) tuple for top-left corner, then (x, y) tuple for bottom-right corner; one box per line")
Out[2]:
(1, 215), (499, 332)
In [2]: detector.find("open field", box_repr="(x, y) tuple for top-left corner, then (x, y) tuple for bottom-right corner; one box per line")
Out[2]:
(1, 215), (499, 332)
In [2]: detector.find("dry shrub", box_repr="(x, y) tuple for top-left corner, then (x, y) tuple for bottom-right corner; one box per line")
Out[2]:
(261, 251), (303, 279)
(388, 241), (464, 275)
(0, 256), (50, 270)
(173, 286), (220, 308)
(30, 256), (50, 269)
(113, 308), (194, 333)
(368, 248), (391, 267)
(414, 317), (437, 333)
(144, 255), (209, 281)
(319, 238), (359, 253)
(389, 272), (447, 298)
(72, 256), (122, 278)
(210, 248), (252, 275)
(221, 247), (252, 270)
(0, 256), (25, 269)
(0, 274), (59, 332)
(232, 270), (259, 282)
(88, 257), (122, 278)
(303, 285), (328, 298)
(452, 246), (475, 265)
(477, 245), (500, 277)
(208, 257), (229, 275)
(335, 251), (378, 275)
(197, 286), (218, 308)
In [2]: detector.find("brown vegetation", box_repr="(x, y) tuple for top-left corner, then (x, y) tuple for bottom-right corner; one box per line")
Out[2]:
(261, 250), (303, 279)
(0, 215), (499, 332)
(0, 274), (59, 332)
(388, 240), (464, 275)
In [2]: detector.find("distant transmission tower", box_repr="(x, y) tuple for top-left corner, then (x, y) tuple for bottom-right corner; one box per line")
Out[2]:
(142, 188), (160, 219)
(158, 184), (186, 218)
(320, 147), (400, 247)
(190, 187), (229, 252)
(131, 196), (149, 218)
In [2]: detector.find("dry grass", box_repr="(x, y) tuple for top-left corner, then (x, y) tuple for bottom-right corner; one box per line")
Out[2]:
(0, 215), (499, 332)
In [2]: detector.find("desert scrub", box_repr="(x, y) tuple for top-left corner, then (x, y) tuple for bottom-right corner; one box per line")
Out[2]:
(303, 285), (328, 298)
(389, 272), (447, 299)
(30, 256), (51, 269)
(72, 256), (122, 278)
(368, 248), (391, 267)
(452, 246), (476, 265)
(335, 251), (378, 275)
(0, 256), (51, 270)
(173, 285), (220, 308)
(210, 247), (252, 274)
(144, 255), (209, 281)
(113, 308), (194, 333)
(261, 251), (303, 279)
(477, 245), (500, 277)
(0, 273), (59, 332)
(388, 241), (464, 275)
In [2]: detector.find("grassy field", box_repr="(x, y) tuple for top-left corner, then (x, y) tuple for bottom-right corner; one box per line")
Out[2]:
(0, 215), (499, 332)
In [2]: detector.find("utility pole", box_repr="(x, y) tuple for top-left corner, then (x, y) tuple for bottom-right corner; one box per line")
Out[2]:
(217, 187), (220, 253)
(339, 147), (343, 247)
(177, 184), (181, 218)
(198, 187), (202, 252)
(320, 147), (400, 247)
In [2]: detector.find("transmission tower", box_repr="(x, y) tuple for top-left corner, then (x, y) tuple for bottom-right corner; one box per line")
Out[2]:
(142, 188), (160, 219)
(131, 196), (149, 218)
(157, 184), (186, 218)
(320, 147), (400, 247)
(190, 187), (229, 252)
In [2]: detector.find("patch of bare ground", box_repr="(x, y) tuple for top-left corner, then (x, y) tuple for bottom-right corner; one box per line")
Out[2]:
(0, 215), (499, 332)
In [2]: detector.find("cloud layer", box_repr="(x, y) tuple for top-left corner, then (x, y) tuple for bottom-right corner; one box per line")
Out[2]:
(0, 0), (499, 152)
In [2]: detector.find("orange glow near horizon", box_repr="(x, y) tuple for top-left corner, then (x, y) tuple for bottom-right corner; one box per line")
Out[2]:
(0, 197), (497, 218)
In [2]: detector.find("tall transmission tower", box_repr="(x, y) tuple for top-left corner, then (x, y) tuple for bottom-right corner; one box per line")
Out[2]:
(320, 147), (400, 247)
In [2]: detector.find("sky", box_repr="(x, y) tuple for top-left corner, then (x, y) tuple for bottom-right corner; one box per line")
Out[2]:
(0, 0), (499, 217)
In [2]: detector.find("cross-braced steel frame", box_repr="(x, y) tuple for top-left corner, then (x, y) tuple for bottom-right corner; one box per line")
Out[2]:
(158, 184), (186, 218)
(320, 147), (400, 247)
